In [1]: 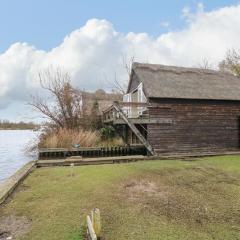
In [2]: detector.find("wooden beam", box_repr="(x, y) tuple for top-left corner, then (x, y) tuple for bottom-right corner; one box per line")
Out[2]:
(103, 118), (174, 125)
(114, 101), (150, 107)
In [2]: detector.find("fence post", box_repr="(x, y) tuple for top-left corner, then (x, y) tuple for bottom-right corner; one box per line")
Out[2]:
(91, 208), (101, 239)
(86, 215), (97, 240)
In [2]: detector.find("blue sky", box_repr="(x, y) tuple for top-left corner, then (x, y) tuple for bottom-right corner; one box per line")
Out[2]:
(0, 0), (239, 52)
(1, 0), (240, 121)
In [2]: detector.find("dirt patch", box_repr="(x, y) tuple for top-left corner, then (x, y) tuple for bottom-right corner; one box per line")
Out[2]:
(123, 179), (169, 201)
(124, 180), (157, 194)
(0, 215), (31, 240)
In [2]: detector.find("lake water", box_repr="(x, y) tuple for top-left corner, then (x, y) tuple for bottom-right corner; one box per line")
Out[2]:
(0, 130), (38, 182)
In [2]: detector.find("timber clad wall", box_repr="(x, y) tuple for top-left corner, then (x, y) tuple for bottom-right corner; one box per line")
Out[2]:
(148, 99), (240, 153)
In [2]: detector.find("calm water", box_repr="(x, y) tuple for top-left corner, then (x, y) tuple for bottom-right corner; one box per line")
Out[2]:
(0, 130), (38, 182)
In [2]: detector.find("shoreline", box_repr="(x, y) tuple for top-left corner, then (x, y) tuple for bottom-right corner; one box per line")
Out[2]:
(0, 161), (36, 205)
(0, 128), (36, 131)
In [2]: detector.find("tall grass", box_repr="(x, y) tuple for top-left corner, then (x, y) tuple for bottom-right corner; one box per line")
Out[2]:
(39, 128), (99, 148)
(38, 128), (124, 149)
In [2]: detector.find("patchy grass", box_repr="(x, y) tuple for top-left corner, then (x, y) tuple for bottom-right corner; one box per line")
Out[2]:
(1, 155), (240, 240)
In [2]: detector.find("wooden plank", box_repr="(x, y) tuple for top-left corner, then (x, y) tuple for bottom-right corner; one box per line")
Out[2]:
(116, 101), (150, 107)
(87, 215), (97, 240)
(104, 118), (173, 124)
(147, 99), (240, 153)
(91, 208), (101, 238)
(36, 155), (146, 167)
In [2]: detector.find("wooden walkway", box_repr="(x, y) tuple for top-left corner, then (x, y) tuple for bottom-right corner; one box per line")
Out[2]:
(37, 150), (240, 167)
(37, 155), (146, 167)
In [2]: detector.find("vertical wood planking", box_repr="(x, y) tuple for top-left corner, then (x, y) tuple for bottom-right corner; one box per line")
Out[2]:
(148, 99), (240, 154)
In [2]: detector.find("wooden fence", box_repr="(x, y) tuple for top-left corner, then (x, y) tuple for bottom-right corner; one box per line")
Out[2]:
(39, 145), (147, 159)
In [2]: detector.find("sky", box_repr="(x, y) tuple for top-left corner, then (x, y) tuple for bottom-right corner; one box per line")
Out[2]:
(0, 0), (240, 121)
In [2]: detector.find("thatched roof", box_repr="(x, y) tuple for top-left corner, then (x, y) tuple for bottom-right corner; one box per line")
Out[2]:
(128, 62), (240, 101)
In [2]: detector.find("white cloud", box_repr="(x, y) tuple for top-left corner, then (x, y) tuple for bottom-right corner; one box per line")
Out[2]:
(1, 4), (240, 117)
(160, 21), (170, 28)
(182, 2), (204, 21)
(197, 2), (204, 12)
(182, 6), (191, 18)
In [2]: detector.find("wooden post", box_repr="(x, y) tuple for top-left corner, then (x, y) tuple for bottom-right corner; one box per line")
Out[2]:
(91, 208), (101, 239)
(70, 163), (74, 177)
(86, 215), (97, 240)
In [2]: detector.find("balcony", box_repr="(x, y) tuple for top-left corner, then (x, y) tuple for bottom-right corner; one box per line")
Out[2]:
(102, 101), (150, 124)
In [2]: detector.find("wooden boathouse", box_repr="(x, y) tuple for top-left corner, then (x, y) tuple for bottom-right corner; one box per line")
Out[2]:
(103, 62), (240, 155)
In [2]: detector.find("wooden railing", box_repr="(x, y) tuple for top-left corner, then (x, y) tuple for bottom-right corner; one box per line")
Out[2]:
(103, 101), (150, 122)
(101, 101), (155, 155)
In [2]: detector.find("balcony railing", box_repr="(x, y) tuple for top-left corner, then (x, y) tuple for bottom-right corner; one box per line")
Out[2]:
(102, 101), (150, 123)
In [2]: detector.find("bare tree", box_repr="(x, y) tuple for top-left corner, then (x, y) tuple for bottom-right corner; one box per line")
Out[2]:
(219, 49), (240, 76)
(122, 54), (135, 77)
(106, 54), (135, 94)
(198, 58), (213, 70)
(105, 72), (126, 95)
(29, 68), (84, 129)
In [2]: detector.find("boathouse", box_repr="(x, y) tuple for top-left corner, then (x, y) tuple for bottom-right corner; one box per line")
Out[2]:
(103, 62), (240, 155)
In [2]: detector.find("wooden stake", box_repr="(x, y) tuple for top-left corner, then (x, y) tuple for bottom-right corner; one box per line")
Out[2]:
(86, 215), (97, 240)
(70, 163), (74, 177)
(91, 208), (101, 238)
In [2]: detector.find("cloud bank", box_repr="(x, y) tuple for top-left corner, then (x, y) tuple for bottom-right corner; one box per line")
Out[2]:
(1, 4), (240, 114)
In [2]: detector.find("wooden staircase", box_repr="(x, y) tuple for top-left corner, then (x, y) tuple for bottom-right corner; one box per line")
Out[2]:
(113, 102), (155, 156)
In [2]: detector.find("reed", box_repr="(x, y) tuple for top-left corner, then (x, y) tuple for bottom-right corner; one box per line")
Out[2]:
(38, 128), (124, 148)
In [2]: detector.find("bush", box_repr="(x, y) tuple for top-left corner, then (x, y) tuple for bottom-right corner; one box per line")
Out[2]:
(100, 126), (116, 140)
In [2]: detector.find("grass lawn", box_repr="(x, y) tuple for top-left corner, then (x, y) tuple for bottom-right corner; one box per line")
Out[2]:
(1, 156), (240, 240)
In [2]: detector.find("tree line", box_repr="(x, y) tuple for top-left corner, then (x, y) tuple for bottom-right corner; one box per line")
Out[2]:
(0, 120), (37, 130)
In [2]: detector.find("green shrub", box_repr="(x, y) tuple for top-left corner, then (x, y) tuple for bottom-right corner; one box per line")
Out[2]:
(100, 126), (116, 140)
